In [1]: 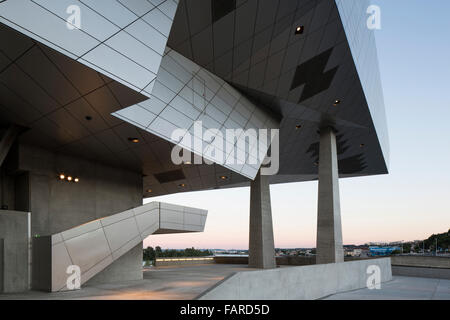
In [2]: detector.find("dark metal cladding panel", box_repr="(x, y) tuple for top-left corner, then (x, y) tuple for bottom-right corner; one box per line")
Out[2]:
(154, 169), (186, 184)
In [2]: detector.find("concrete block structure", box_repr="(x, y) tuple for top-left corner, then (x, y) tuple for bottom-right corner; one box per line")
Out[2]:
(199, 258), (393, 300)
(0, 0), (389, 297)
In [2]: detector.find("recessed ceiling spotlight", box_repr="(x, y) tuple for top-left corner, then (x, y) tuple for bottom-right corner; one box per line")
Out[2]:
(333, 99), (341, 106)
(74, 178), (80, 183)
(220, 176), (228, 180)
(179, 183), (186, 188)
(59, 174), (65, 180)
(67, 176), (73, 182)
(128, 137), (139, 143)
(295, 26), (304, 35)
(146, 189), (152, 193)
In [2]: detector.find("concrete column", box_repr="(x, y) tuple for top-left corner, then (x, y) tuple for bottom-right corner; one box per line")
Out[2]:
(249, 170), (276, 269)
(0, 210), (31, 292)
(316, 127), (344, 264)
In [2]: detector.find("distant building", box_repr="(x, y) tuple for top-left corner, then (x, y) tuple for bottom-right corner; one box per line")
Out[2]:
(369, 247), (401, 256)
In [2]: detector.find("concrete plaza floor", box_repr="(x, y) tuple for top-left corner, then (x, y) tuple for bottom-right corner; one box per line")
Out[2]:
(0, 264), (449, 300)
(0, 264), (257, 300)
(325, 276), (450, 300)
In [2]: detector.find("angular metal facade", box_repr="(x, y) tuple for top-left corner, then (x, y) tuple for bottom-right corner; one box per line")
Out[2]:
(0, 0), (389, 193)
(33, 201), (207, 292)
(336, 0), (389, 164)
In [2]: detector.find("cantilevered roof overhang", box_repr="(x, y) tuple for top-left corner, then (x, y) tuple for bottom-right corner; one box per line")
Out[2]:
(168, 0), (389, 182)
(0, 0), (388, 197)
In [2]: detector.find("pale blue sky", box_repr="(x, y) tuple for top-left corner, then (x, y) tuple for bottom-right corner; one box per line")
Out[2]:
(144, 0), (450, 249)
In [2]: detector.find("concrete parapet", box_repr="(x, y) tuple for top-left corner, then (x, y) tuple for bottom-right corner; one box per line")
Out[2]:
(391, 255), (450, 280)
(392, 265), (450, 280)
(213, 255), (383, 266)
(198, 258), (392, 300)
(391, 255), (450, 268)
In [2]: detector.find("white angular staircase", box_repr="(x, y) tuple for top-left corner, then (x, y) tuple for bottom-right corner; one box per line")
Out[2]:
(32, 202), (207, 292)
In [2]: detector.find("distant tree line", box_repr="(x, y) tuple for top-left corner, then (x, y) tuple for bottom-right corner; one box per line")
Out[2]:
(411, 229), (449, 252)
(143, 246), (213, 263)
(423, 229), (449, 251)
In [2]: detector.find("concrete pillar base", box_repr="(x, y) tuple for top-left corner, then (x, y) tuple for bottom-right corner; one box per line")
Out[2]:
(316, 127), (344, 264)
(249, 170), (276, 269)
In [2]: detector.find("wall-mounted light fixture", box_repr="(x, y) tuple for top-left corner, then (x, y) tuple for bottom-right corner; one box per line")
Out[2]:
(58, 173), (80, 183)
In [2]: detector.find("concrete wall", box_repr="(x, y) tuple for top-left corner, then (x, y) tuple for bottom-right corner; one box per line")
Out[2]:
(86, 242), (143, 286)
(391, 255), (450, 268)
(198, 258), (392, 300)
(0, 210), (31, 293)
(391, 256), (450, 280)
(17, 144), (143, 236)
(31, 236), (52, 292)
(392, 266), (450, 280)
(0, 143), (144, 292)
(213, 256), (316, 265)
(213, 256), (249, 265)
(213, 255), (380, 266)
(277, 256), (316, 266)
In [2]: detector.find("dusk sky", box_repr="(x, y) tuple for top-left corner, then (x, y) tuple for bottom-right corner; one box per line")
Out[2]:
(144, 0), (450, 250)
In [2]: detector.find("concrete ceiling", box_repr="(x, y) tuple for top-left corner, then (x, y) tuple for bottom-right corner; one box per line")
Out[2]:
(0, 23), (249, 197)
